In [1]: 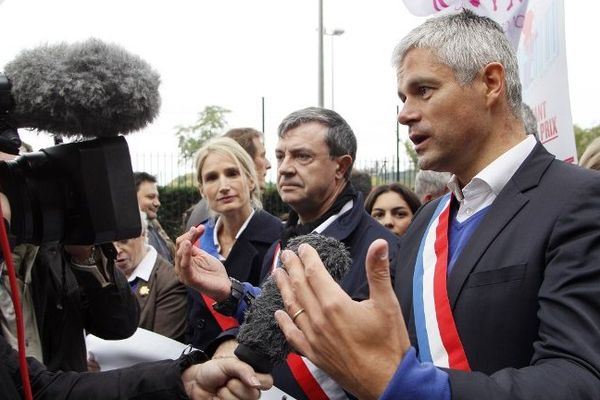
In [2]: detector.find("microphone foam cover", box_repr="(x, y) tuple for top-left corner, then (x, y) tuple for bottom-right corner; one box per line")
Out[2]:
(235, 233), (351, 372)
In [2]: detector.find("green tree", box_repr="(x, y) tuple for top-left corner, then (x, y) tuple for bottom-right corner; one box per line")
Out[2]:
(574, 124), (600, 159)
(403, 139), (418, 170)
(175, 105), (230, 161)
(166, 172), (196, 188)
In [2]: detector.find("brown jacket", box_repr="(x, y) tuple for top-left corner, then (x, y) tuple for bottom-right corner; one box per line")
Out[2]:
(134, 253), (186, 343)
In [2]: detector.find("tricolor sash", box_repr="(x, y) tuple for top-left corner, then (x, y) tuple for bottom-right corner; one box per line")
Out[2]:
(412, 194), (470, 371)
(195, 226), (239, 331)
(286, 353), (348, 400)
(273, 244), (347, 399)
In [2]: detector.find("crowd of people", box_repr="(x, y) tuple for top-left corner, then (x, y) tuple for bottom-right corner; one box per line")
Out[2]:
(1, 8), (600, 400)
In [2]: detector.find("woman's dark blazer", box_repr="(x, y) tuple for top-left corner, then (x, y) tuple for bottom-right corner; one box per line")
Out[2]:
(186, 209), (283, 349)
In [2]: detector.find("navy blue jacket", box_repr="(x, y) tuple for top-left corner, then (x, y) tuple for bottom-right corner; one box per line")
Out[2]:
(186, 209), (283, 349)
(262, 193), (400, 399)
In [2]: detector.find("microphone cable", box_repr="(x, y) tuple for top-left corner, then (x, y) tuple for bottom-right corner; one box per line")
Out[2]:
(0, 199), (33, 400)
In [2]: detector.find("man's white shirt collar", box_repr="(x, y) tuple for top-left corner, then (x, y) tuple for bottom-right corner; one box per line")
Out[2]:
(314, 200), (354, 233)
(127, 245), (157, 283)
(447, 135), (537, 222)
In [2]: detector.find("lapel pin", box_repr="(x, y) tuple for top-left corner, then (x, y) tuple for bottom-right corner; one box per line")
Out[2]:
(138, 284), (150, 297)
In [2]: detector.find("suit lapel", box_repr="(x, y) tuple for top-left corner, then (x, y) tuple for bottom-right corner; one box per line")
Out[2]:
(135, 277), (151, 313)
(226, 239), (258, 282)
(447, 183), (528, 307)
(447, 143), (555, 308)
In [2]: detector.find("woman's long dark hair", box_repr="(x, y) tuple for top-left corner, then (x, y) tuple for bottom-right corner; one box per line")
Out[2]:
(364, 183), (421, 214)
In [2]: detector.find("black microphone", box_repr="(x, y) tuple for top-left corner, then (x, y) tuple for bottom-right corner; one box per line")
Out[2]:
(2, 38), (160, 138)
(234, 233), (351, 373)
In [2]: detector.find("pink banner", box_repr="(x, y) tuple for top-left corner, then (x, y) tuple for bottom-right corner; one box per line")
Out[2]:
(402, 0), (530, 48)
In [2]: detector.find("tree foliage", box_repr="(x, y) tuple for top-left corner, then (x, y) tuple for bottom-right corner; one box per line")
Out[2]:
(157, 185), (201, 239)
(175, 105), (230, 161)
(403, 139), (418, 170)
(574, 124), (600, 159)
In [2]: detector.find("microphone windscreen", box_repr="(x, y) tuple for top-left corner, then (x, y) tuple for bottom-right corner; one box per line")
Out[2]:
(235, 233), (351, 373)
(3, 38), (160, 138)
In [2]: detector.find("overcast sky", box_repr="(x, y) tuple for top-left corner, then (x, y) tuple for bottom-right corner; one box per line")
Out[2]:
(0, 0), (597, 183)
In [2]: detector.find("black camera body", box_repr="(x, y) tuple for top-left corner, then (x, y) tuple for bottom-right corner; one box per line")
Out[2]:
(0, 137), (141, 245)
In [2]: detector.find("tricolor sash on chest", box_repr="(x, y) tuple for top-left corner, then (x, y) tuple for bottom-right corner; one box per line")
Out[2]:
(195, 226), (239, 331)
(269, 243), (348, 399)
(412, 194), (471, 371)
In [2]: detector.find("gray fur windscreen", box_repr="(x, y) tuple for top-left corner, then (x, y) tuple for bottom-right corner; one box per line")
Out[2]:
(236, 233), (351, 368)
(3, 38), (160, 138)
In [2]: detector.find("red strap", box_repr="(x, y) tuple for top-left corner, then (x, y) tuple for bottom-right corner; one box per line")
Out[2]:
(287, 353), (329, 400)
(193, 235), (239, 331)
(201, 293), (240, 331)
(433, 201), (471, 371)
(270, 242), (281, 274)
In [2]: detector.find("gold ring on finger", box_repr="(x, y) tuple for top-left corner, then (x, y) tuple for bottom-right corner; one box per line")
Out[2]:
(291, 308), (306, 323)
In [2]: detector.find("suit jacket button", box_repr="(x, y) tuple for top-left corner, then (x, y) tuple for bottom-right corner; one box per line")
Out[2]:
(197, 319), (205, 329)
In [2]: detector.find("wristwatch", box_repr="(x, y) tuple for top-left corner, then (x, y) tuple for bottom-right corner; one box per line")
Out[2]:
(212, 277), (245, 316)
(178, 348), (208, 373)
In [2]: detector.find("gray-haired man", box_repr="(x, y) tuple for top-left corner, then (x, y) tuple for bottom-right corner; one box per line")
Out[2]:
(274, 10), (600, 400)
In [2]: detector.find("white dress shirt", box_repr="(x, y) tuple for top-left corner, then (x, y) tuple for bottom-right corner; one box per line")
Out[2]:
(127, 245), (158, 284)
(447, 135), (537, 223)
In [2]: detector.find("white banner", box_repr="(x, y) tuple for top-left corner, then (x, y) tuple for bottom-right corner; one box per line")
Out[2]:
(402, 0), (576, 162)
(517, 0), (575, 162)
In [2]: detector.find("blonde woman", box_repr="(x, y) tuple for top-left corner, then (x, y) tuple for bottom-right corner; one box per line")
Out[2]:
(186, 137), (282, 349)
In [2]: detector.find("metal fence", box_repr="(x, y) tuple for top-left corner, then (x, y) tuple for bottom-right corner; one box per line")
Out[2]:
(130, 153), (417, 189)
(131, 153), (418, 238)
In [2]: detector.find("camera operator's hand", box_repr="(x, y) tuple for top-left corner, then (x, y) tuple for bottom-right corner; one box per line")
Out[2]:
(64, 245), (95, 265)
(181, 356), (272, 399)
(175, 226), (231, 301)
(1, 192), (11, 224)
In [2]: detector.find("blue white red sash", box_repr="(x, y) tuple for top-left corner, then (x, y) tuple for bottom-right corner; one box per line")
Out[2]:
(412, 194), (470, 371)
(286, 353), (348, 400)
(194, 226), (239, 331)
(268, 203), (354, 399)
(272, 243), (347, 399)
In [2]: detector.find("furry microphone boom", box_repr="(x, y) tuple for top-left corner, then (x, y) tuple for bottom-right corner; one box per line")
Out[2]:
(0, 39), (160, 245)
(235, 233), (351, 373)
(2, 38), (160, 138)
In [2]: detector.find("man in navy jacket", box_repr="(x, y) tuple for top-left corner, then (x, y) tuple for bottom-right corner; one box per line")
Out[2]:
(177, 107), (399, 399)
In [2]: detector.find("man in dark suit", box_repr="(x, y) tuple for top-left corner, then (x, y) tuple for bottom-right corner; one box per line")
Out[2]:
(273, 10), (600, 400)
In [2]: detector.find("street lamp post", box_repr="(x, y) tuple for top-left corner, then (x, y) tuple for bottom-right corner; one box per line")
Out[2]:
(324, 28), (344, 109)
(316, 0), (343, 109)
(317, 0), (324, 107)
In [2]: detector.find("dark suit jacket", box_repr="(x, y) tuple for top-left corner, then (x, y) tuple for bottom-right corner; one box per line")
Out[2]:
(394, 144), (600, 399)
(136, 254), (187, 343)
(186, 209), (283, 349)
(0, 332), (190, 399)
(263, 193), (400, 400)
